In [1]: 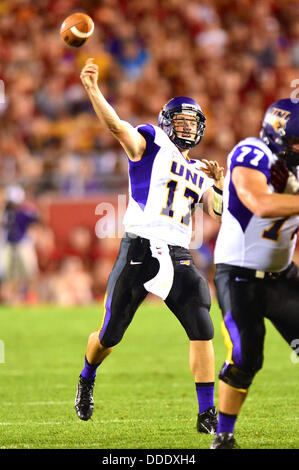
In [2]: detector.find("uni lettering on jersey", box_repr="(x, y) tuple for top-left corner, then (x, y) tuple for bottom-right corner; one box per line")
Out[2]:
(186, 169), (198, 185)
(170, 161), (184, 176)
(170, 161), (204, 188)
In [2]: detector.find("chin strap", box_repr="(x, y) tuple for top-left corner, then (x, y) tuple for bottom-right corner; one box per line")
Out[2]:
(212, 185), (223, 216)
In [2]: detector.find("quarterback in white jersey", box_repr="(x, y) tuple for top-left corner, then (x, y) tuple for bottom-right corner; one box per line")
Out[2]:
(123, 123), (215, 248)
(211, 98), (299, 450)
(74, 58), (224, 436)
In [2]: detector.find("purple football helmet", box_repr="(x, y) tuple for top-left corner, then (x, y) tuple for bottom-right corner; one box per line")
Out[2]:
(158, 96), (206, 150)
(260, 98), (299, 169)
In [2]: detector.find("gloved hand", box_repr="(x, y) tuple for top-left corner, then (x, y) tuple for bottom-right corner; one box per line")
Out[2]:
(270, 159), (289, 193)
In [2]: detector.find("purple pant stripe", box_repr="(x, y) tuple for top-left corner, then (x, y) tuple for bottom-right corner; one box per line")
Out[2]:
(224, 310), (243, 366)
(99, 295), (112, 341)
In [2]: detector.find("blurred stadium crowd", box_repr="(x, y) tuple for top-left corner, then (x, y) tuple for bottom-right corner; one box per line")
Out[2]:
(0, 0), (298, 304)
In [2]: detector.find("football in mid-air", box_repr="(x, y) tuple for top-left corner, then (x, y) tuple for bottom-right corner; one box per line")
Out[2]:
(60, 12), (94, 48)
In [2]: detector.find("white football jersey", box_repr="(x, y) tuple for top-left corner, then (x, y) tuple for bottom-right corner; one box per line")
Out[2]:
(214, 137), (299, 272)
(123, 124), (214, 248)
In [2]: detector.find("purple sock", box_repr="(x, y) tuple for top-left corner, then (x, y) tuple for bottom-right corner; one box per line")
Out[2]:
(80, 356), (100, 381)
(217, 411), (237, 434)
(195, 382), (214, 413)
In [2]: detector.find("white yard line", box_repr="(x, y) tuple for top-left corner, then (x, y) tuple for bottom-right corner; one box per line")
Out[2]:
(1, 401), (74, 406)
(0, 418), (159, 426)
(0, 416), (297, 427)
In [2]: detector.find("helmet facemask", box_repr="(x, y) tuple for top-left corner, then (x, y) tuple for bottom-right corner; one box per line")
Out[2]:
(279, 136), (299, 172)
(159, 102), (206, 150)
(260, 128), (299, 175)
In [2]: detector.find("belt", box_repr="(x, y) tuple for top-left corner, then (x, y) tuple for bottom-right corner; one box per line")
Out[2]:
(252, 270), (281, 280)
(233, 266), (287, 281)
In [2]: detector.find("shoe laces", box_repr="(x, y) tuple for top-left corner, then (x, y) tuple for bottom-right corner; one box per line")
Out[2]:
(77, 377), (94, 405)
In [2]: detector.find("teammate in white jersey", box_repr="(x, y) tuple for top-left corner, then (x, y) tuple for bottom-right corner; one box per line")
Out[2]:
(74, 58), (224, 435)
(211, 98), (299, 449)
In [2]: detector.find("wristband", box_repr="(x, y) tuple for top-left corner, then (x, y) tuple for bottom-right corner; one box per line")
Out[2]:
(212, 185), (223, 216)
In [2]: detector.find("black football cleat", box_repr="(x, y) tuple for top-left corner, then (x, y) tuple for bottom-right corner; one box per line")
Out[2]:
(75, 375), (95, 421)
(210, 432), (240, 449)
(197, 406), (218, 434)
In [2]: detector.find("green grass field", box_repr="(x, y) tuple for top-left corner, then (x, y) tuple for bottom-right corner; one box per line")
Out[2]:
(0, 299), (298, 450)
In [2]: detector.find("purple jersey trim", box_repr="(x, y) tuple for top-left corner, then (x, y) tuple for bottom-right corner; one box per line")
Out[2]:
(230, 144), (271, 180)
(128, 124), (160, 210)
(228, 179), (253, 232)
